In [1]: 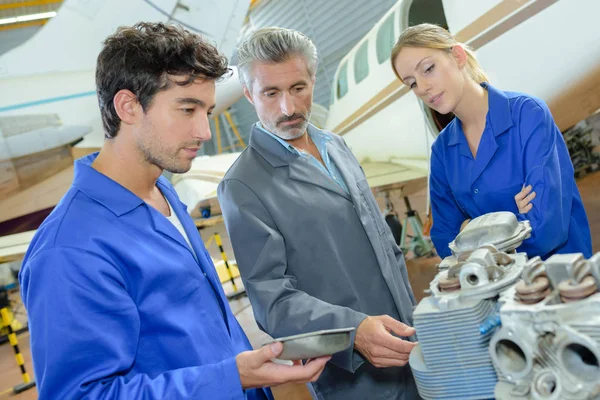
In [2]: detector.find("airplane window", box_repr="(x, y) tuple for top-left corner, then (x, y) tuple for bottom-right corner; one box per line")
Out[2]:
(337, 61), (349, 99)
(376, 14), (395, 64)
(354, 41), (369, 84)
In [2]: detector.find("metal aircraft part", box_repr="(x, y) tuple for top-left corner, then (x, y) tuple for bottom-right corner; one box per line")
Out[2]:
(409, 245), (527, 399)
(492, 252), (600, 400)
(449, 212), (532, 255)
(411, 241), (600, 400)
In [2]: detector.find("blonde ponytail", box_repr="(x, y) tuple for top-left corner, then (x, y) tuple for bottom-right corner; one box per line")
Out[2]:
(462, 45), (489, 83)
(391, 23), (489, 84)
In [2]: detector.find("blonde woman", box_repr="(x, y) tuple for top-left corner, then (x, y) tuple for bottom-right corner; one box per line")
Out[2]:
(391, 23), (591, 259)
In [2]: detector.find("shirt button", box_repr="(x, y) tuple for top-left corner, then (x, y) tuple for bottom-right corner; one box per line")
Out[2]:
(203, 273), (207, 276)
(474, 189), (479, 194)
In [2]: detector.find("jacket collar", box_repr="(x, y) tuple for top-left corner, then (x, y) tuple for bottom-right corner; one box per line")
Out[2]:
(249, 122), (333, 167)
(249, 123), (351, 200)
(447, 82), (513, 146)
(72, 152), (145, 217)
(249, 123), (295, 167)
(74, 153), (199, 258)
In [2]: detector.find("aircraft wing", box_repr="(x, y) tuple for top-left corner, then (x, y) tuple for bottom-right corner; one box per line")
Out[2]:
(362, 161), (428, 197)
(0, 116), (90, 160)
(171, 152), (242, 219)
(0, 230), (36, 263)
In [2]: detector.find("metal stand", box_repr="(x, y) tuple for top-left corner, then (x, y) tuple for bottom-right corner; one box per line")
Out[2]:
(398, 196), (435, 258)
(383, 193), (403, 246)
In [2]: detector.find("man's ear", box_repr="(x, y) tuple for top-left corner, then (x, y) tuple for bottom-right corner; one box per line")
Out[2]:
(113, 89), (140, 126)
(451, 45), (468, 70)
(243, 86), (254, 105)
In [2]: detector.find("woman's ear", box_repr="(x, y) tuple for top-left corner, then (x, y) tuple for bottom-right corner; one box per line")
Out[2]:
(451, 45), (468, 70)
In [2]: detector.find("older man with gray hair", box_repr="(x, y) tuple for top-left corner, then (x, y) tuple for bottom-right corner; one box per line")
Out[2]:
(218, 27), (421, 400)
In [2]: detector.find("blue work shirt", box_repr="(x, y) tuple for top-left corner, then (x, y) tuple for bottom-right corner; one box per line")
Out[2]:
(430, 83), (592, 259)
(19, 153), (272, 400)
(257, 122), (349, 193)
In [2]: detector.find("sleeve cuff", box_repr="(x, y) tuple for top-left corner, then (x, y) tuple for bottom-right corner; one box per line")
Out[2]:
(351, 348), (367, 372)
(516, 213), (528, 221)
(330, 313), (368, 373)
(221, 356), (245, 399)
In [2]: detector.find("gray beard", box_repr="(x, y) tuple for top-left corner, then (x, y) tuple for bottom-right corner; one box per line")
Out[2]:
(266, 113), (311, 140)
(273, 121), (308, 140)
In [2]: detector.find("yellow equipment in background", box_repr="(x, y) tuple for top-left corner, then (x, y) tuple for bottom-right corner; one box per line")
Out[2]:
(0, 287), (36, 395)
(207, 233), (246, 300)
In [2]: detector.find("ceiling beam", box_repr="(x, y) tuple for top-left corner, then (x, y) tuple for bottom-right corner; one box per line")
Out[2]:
(0, 0), (62, 11)
(0, 18), (47, 31)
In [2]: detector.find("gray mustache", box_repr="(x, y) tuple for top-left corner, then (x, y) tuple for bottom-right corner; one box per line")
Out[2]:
(277, 114), (306, 125)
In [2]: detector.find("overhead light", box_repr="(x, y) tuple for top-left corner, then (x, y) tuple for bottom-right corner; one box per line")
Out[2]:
(0, 11), (57, 26)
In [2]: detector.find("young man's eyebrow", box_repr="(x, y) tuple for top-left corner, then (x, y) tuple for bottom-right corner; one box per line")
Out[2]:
(176, 97), (209, 107)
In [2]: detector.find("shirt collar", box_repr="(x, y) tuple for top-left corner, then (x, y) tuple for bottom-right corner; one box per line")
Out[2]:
(447, 82), (513, 146)
(72, 152), (145, 217)
(256, 122), (299, 154)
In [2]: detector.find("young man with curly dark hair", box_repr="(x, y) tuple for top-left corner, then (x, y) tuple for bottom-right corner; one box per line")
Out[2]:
(19, 22), (329, 400)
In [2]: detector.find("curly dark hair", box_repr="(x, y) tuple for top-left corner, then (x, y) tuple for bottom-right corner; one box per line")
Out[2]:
(96, 22), (230, 138)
